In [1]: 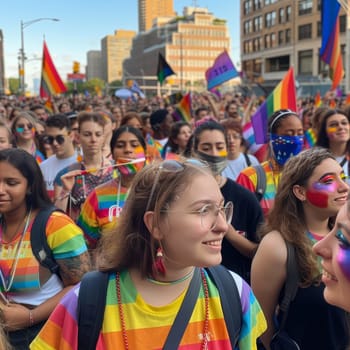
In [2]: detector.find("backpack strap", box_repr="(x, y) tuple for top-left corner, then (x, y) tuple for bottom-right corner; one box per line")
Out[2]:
(243, 152), (252, 167)
(253, 164), (266, 202)
(30, 205), (62, 275)
(77, 271), (109, 350)
(206, 265), (242, 347)
(278, 241), (300, 330)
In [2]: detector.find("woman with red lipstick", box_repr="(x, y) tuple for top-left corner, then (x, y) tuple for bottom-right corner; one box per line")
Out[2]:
(316, 109), (350, 181)
(251, 147), (350, 350)
(313, 199), (350, 313)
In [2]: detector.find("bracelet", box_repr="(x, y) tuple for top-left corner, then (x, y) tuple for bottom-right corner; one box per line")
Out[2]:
(29, 309), (34, 327)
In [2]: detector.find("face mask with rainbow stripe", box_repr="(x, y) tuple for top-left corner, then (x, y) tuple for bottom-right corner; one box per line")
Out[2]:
(116, 146), (146, 176)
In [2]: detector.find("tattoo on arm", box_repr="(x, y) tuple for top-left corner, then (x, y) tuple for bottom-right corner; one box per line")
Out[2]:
(58, 252), (91, 286)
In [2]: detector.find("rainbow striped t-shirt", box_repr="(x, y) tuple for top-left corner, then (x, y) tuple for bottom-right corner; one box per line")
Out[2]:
(0, 211), (87, 299)
(30, 269), (266, 350)
(236, 161), (281, 217)
(77, 179), (129, 249)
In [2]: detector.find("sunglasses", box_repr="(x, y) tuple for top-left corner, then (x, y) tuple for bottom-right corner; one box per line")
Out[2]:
(16, 123), (34, 131)
(145, 159), (209, 212)
(42, 134), (66, 145)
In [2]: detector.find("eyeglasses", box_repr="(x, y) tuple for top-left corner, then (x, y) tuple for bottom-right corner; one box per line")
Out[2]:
(226, 133), (242, 140)
(16, 123), (33, 131)
(161, 201), (233, 231)
(145, 159), (209, 212)
(42, 134), (66, 145)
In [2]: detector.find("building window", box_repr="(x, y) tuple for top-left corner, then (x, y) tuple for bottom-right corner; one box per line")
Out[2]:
(254, 16), (263, 32)
(265, 11), (276, 28)
(286, 6), (292, 22)
(271, 33), (276, 47)
(265, 34), (271, 48)
(244, 0), (252, 15)
(266, 55), (290, 72)
(279, 8), (284, 24)
(298, 0), (313, 15)
(254, 0), (262, 10)
(278, 30), (284, 45)
(317, 21), (321, 37)
(299, 49), (313, 75)
(286, 28), (291, 43)
(298, 24), (312, 40)
(340, 15), (346, 33)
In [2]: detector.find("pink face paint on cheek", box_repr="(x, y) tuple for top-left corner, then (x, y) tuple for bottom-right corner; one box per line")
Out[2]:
(306, 190), (329, 208)
(337, 248), (350, 282)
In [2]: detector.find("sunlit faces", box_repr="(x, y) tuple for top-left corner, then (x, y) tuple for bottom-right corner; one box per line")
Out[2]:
(45, 126), (73, 159)
(305, 158), (348, 211)
(326, 114), (350, 143)
(313, 202), (350, 311)
(159, 173), (228, 269)
(78, 121), (105, 155)
(197, 130), (228, 157)
(14, 118), (36, 140)
(275, 115), (304, 136)
(0, 161), (28, 215)
(226, 130), (242, 157)
(0, 127), (12, 150)
(174, 125), (192, 150)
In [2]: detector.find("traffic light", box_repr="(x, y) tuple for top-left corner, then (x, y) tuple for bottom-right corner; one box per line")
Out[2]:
(73, 61), (80, 74)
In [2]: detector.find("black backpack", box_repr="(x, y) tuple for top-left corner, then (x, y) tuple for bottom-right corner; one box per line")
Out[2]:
(77, 265), (243, 350)
(253, 164), (266, 202)
(30, 205), (63, 276)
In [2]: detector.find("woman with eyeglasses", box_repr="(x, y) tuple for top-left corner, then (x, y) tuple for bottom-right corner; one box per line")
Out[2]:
(77, 126), (147, 263)
(251, 147), (350, 350)
(237, 109), (304, 217)
(189, 120), (263, 283)
(316, 109), (350, 182)
(11, 112), (45, 165)
(54, 112), (114, 221)
(31, 159), (266, 349)
(220, 119), (259, 181)
(0, 148), (90, 350)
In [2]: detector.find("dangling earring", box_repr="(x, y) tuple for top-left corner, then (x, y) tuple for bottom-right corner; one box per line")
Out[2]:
(152, 247), (166, 276)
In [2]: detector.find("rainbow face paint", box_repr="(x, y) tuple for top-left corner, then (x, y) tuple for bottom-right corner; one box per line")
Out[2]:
(306, 174), (341, 208)
(335, 229), (350, 282)
(327, 126), (337, 135)
(116, 149), (145, 176)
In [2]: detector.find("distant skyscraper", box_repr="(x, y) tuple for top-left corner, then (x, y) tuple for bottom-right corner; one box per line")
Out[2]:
(0, 30), (5, 94)
(86, 50), (103, 81)
(138, 0), (175, 32)
(101, 30), (136, 83)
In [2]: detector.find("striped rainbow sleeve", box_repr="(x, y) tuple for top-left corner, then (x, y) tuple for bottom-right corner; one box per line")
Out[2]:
(46, 211), (87, 259)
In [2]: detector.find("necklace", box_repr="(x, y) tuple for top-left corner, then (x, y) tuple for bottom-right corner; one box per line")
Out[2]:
(0, 208), (32, 297)
(146, 268), (195, 286)
(116, 269), (210, 350)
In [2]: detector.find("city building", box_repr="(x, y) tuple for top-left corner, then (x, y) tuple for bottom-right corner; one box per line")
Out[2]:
(86, 50), (103, 81)
(240, 0), (347, 95)
(138, 0), (175, 32)
(124, 7), (231, 93)
(101, 30), (136, 83)
(0, 30), (5, 95)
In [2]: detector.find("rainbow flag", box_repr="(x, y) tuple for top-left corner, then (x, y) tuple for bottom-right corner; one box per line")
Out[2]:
(320, 0), (344, 90)
(251, 67), (297, 144)
(44, 97), (54, 114)
(40, 41), (67, 98)
(314, 91), (322, 107)
(242, 121), (268, 162)
(173, 93), (192, 122)
(304, 128), (317, 149)
(329, 99), (337, 108)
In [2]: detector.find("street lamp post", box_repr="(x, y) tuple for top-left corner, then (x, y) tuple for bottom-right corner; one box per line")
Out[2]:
(19, 18), (59, 95)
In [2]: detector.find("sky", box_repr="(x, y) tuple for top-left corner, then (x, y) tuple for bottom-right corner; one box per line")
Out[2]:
(2, 1), (240, 90)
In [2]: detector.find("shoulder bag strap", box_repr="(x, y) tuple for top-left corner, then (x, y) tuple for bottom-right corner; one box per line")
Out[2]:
(254, 164), (266, 202)
(77, 271), (109, 350)
(163, 267), (201, 350)
(278, 241), (300, 330)
(206, 265), (242, 347)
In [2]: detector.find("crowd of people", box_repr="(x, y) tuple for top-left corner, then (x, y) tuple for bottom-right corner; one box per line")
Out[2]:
(0, 90), (348, 349)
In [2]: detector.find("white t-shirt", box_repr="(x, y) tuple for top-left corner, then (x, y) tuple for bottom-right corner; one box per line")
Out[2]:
(222, 152), (260, 181)
(40, 153), (77, 199)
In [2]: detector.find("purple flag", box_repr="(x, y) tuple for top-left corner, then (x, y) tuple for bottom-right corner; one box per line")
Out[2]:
(205, 51), (239, 90)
